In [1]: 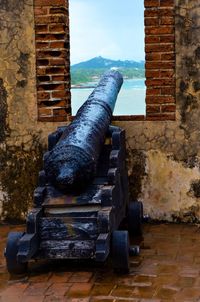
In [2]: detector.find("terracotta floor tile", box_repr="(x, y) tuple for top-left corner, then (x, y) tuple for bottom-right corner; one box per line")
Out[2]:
(1, 223), (200, 301)
(23, 282), (51, 296)
(69, 272), (93, 283)
(67, 283), (93, 297)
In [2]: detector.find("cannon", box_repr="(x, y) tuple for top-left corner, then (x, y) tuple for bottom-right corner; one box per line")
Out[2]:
(5, 71), (143, 274)
(44, 70), (123, 191)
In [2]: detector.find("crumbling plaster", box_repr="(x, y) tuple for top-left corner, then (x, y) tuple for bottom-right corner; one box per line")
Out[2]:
(0, 0), (64, 220)
(116, 0), (200, 222)
(1, 0), (200, 221)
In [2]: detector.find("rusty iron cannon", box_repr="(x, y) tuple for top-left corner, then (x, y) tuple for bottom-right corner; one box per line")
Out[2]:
(5, 71), (143, 275)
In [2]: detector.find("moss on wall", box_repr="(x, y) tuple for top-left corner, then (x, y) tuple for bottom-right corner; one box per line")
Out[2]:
(126, 148), (146, 201)
(0, 138), (44, 222)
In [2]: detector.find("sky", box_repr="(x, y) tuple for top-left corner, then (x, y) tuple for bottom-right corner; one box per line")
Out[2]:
(69, 0), (145, 65)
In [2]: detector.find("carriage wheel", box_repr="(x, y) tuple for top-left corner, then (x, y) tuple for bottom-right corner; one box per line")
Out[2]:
(5, 232), (27, 274)
(112, 230), (130, 273)
(128, 201), (143, 236)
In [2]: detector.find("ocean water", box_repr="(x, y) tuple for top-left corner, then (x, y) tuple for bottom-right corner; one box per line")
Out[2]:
(71, 78), (146, 116)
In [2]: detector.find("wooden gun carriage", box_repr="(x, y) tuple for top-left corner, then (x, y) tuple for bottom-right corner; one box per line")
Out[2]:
(5, 71), (143, 274)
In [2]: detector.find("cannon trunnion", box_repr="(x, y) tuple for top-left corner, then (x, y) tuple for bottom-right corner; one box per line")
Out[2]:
(5, 71), (143, 274)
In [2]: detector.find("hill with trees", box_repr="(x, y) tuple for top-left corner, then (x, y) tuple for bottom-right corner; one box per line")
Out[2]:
(71, 56), (145, 86)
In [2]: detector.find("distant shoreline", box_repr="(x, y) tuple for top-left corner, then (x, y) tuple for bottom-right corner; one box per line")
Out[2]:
(71, 78), (145, 89)
(71, 85), (96, 89)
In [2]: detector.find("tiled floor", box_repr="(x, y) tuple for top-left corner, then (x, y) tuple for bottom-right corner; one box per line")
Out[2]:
(1, 223), (200, 301)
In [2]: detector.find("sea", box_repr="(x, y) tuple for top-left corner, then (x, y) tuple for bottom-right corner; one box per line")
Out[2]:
(71, 78), (146, 116)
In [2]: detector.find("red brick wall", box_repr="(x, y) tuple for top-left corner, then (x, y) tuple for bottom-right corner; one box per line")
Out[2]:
(33, 0), (175, 122)
(144, 0), (175, 121)
(34, 0), (71, 122)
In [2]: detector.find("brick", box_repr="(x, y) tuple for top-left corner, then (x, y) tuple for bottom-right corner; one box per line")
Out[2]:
(146, 88), (161, 95)
(145, 9), (159, 18)
(146, 96), (175, 104)
(160, 0), (174, 7)
(160, 16), (174, 25)
(38, 108), (52, 116)
(36, 42), (49, 49)
(160, 35), (174, 43)
(145, 8), (174, 18)
(161, 104), (176, 112)
(146, 53), (161, 61)
(37, 75), (51, 82)
(52, 75), (69, 81)
(160, 8), (174, 17)
(161, 53), (175, 60)
(146, 70), (160, 78)
(37, 49), (68, 58)
(46, 66), (66, 74)
(145, 17), (159, 26)
(145, 26), (174, 35)
(35, 24), (48, 33)
(145, 36), (160, 44)
(49, 58), (66, 66)
(159, 69), (174, 78)
(147, 105), (161, 113)
(146, 61), (175, 69)
(50, 41), (65, 48)
(37, 59), (49, 66)
(145, 44), (174, 53)
(52, 90), (67, 98)
(34, 7), (48, 15)
(49, 24), (66, 33)
(39, 100), (68, 108)
(49, 7), (68, 14)
(35, 15), (67, 25)
(161, 86), (175, 95)
(144, 0), (160, 7)
(34, 0), (67, 6)
(37, 91), (50, 100)
(38, 83), (65, 91)
(36, 33), (66, 41)
(146, 78), (175, 86)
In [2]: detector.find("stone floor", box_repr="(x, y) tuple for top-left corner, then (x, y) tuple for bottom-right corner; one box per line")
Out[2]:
(1, 223), (200, 301)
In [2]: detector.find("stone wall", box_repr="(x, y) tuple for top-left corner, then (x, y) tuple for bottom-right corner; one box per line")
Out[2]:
(117, 0), (200, 222)
(1, 0), (200, 222)
(0, 0), (66, 221)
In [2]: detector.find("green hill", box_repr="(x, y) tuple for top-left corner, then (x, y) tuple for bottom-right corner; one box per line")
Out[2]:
(71, 57), (145, 85)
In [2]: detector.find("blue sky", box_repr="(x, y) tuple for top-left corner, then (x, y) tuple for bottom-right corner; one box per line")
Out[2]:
(69, 0), (145, 64)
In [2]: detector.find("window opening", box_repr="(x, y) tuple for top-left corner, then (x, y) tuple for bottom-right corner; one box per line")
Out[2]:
(69, 0), (145, 116)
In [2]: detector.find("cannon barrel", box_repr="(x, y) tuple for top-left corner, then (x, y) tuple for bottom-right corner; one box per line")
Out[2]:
(44, 70), (123, 191)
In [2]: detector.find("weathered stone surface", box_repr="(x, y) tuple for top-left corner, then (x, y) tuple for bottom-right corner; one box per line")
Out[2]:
(1, 0), (200, 222)
(0, 0), (66, 220)
(114, 0), (200, 222)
